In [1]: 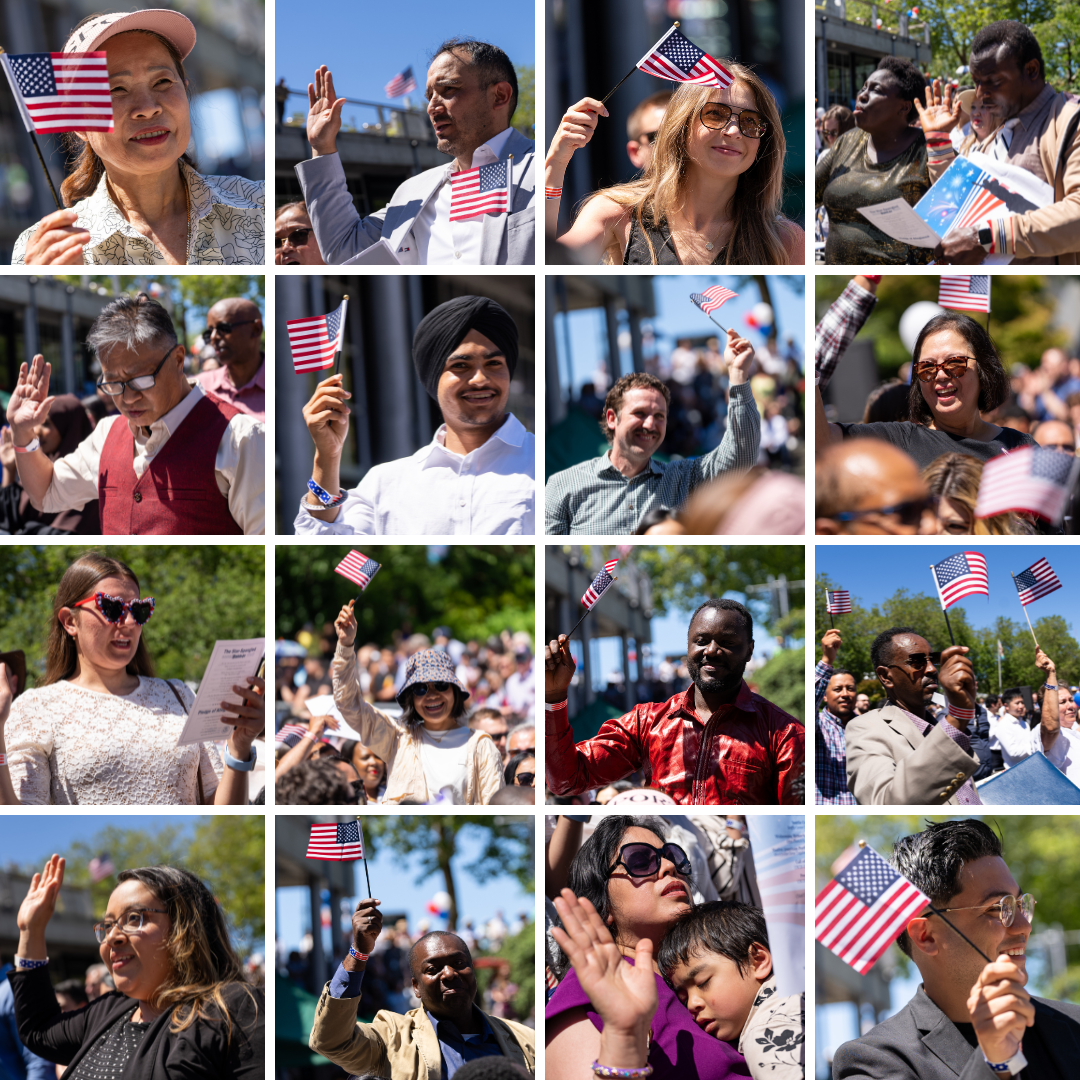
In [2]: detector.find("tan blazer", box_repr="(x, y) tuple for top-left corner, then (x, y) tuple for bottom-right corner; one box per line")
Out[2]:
(308, 984), (536, 1080)
(844, 704), (979, 805)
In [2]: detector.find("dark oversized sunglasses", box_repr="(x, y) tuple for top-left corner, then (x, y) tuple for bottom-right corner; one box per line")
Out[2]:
(896, 651), (943, 671)
(833, 497), (935, 528)
(608, 841), (692, 879)
(275, 228), (312, 249)
(914, 355), (975, 383)
(73, 592), (156, 626)
(699, 102), (767, 138)
(412, 681), (452, 697)
(514, 772), (535, 787)
(201, 318), (257, 343)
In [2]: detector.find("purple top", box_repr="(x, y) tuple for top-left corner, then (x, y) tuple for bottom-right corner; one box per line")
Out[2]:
(546, 962), (751, 1080)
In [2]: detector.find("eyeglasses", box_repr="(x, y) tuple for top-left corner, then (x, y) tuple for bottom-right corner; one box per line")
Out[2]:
(73, 592), (156, 626)
(930, 893), (1036, 928)
(608, 841), (692, 879)
(412, 681), (452, 697)
(201, 319), (257, 343)
(93, 907), (167, 943)
(914, 355), (976, 383)
(699, 103), (768, 139)
(636, 130), (658, 145)
(890, 651), (943, 671)
(824, 127), (840, 139)
(514, 772), (535, 786)
(1040, 443), (1075, 454)
(833, 498), (935, 528)
(274, 228), (313, 249)
(97, 346), (176, 397)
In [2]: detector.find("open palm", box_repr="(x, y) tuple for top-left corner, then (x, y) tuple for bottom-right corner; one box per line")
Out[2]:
(17, 854), (64, 934)
(6, 355), (54, 443)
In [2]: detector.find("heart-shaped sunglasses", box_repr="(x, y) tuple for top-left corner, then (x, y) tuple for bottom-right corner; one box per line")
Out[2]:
(73, 592), (156, 626)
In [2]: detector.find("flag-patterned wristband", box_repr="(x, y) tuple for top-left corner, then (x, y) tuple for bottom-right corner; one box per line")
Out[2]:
(308, 479), (348, 508)
(545, 700), (568, 713)
(545, 186), (563, 199)
(349, 945), (370, 962)
(947, 702), (976, 725)
(14, 956), (48, 970)
(0, 753), (6, 767)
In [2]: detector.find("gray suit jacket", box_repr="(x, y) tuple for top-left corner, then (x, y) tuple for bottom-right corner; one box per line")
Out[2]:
(834, 984), (1080, 1080)
(844, 703), (980, 805)
(294, 128), (535, 265)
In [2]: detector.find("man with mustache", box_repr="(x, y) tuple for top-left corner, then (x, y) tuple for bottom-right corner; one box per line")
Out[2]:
(296, 40), (534, 265)
(844, 627), (984, 804)
(815, 628), (858, 805)
(294, 295), (533, 535)
(834, 818), (1080, 1080)
(308, 898), (535, 1078)
(544, 598), (803, 804)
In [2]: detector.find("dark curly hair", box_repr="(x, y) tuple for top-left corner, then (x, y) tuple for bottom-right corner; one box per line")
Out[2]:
(875, 56), (927, 122)
(275, 758), (356, 805)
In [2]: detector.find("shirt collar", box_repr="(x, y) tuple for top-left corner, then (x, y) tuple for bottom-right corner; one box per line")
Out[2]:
(1011, 83), (1057, 131)
(424, 1006), (494, 1042)
(130, 381), (206, 445)
(446, 126), (515, 175)
(420, 412), (526, 466)
(209, 356), (265, 393)
(594, 451), (662, 477)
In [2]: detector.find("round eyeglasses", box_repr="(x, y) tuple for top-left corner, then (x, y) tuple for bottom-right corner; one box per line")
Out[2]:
(699, 103), (768, 139)
(93, 906), (167, 943)
(608, 841), (692, 879)
(932, 892), (1036, 928)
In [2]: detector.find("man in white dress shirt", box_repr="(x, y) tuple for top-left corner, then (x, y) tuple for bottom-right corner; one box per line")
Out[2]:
(294, 295), (534, 535)
(297, 39), (535, 265)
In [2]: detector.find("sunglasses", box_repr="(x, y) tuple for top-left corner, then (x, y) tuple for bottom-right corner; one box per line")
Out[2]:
(699, 103), (768, 139)
(201, 318), (257, 343)
(73, 592), (156, 626)
(637, 130), (658, 144)
(514, 772), (535, 786)
(833, 498), (934, 528)
(275, 228), (313, 249)
(412, 681), (452, 697)
(608, 841), (692, 879)
(893, 651), (943, 671)
(914, 355), (976, 383)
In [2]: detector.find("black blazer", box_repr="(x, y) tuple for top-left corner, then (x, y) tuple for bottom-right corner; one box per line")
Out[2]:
(8, 965), (263, 1079)
(834, 984), (1080, 1080)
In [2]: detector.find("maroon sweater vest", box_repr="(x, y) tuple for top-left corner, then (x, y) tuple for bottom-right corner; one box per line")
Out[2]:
(98, 392), (243, 535)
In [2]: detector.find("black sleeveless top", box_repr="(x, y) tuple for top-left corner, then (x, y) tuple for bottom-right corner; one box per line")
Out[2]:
(623, 215), (727, 265)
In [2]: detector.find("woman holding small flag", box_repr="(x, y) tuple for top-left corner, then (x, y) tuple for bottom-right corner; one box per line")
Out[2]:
(10, 11), (263, 265)
(331, 600), (504, 804)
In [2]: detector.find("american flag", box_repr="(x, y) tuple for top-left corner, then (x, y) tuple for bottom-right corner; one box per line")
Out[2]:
(336, 550), (381, 591)
(275, 723), (332, 748)
(385, 66), (417, 99)
(636, 25), (734, 88)
(449, 161), (509, 221)
(287, 298), (347, 373)
(815, 845), (930, 975)
(975, 446), (1076, 523)
(690, 285), (738, 315)
(1013, 557), (1062, 606)
(826, 589), (852, 614)
(88, 853), (115, 883)
(0, 51), (112, 133)
(930, 551), (989, 609)
(937, 276), (991, 313)
(307, 821), (364, 861)
(581, 559), (619, 609)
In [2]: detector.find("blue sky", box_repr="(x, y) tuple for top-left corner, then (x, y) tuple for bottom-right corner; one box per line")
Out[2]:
(815, 544), (1080, 631)
(274, 0), (535, 109)
(276, 823), (533, 953)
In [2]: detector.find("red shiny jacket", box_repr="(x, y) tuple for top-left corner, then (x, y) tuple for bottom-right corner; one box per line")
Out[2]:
(545, 682), (804, 805)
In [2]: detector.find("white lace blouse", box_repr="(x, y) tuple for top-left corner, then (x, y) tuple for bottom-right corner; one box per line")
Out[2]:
(11, 161), (264, 265)
(4, 677), (223, 805)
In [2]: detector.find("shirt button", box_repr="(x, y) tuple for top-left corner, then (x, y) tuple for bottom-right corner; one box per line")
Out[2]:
(454, 251), (462, 259)
(460, 501), (466, 507)
(133, 492), (142, 503)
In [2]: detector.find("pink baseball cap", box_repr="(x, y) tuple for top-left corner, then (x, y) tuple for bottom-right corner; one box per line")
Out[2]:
(62, 10), (197, 59)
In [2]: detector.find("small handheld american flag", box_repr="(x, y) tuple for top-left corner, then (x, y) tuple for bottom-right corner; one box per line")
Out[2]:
(690, 285), (738, 315)
(0, 51), (112, 133)
(336, 551), (381, 591)
(825, 589), (851, 614)
(307, 821), (364, 861)
(1013, 557), (1061, 607)
(450, 160), (509, 221)
(287, 298), (348, 373)
(975, 446), (1078, 524)
(385, 66), (417, 99)
(582, 559), (619, 610)
(937, 275), (991, 313)
(930, 551), (988, 610)
(276, 723), (333, 748)
(637, 25), (733, 88)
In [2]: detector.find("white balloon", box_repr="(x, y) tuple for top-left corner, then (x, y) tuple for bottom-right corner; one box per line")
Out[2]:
(751, 302), (774, 326)
(899, 301), (946, 356)
(430, 890), (451, 911)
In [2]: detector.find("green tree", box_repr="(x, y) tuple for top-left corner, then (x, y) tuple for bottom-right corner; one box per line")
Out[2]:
(753, 645), (804, 721)
(363, 816), (533, 931)
(474, 920), (535, 1019)
(513, 65), (535, 140)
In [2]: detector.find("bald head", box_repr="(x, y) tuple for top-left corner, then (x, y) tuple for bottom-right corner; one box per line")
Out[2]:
(816, 438), (932, 535)
(1034, 420), (1075, 454)
(1041, 348), (1070, 383)
(205, 298), (263, 374)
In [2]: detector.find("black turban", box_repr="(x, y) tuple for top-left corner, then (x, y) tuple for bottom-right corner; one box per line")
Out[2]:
(411, 295), (518, 400)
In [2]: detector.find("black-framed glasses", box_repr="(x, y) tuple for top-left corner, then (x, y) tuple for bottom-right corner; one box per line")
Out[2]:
(73, 592), (155, 626)
(412, 681), (452, 697)
(201, 319), (257, 343)
(96, 346), (177, 397)
(890, 651), (943, 671)
(274, 228), (313, 249)
(914, 355), (976, 383)
(93, 906), (167, 943)
(931, 892), (1036, 928)
(833, 498), (935, 528)
(608, 841), (691, 879)
(514, 772), (535, 787)
(699, 103), (767, 139)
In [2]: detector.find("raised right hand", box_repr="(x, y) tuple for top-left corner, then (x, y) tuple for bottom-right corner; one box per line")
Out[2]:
(303, 374), (351, 460)
(22, 209), (90, 265)
(967, 954), (1034, 1065)
(335, 600), (357, 648)
(309, 713), (339, 736)
(913, 79), (961, 135)
(938, 645), (976, 712)
(17, 855), (64, 934)
(307, 65), (345, 157)
(352, 897), (383, 953)
(545, 634), (576, 698)
(547, 97), (608, 171)
(6, 356), (54, 446)
(821, 628), (842, 666)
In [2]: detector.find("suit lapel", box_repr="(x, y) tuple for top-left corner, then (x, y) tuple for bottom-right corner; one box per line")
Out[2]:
(879, 705), (929, 754)
(389, 170), (446, 259)
(910, 987), (972, 1077)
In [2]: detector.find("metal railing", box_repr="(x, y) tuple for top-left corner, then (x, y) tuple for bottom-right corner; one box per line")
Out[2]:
(276, 87), (437, 145)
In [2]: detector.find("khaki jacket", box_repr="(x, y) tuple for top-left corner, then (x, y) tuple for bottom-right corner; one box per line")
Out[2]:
(844, 704), (979, 805)
(929, 88), (1080, 263)
(331, 642), (504, 804)
(308, 985), (536, 1080)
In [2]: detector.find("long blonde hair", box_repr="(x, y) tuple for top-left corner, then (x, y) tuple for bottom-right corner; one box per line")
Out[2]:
(580, 70), (792, 265)
(922, 453), (1032, 535)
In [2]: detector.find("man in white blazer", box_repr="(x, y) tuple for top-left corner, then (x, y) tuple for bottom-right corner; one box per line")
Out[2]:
(296, 38), (535, 265)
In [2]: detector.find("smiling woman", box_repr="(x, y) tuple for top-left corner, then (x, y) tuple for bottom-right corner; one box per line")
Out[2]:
(12, 10), (263, 265)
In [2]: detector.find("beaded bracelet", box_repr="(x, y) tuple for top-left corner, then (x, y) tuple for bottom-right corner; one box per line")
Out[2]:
(545, 186), (563, 199)
(349, 945), (370, 962)
(591, 1063), (653, 1079)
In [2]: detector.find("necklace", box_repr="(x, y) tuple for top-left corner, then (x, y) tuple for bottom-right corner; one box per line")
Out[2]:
(672, 212), (727, 255)
(182, 167), (192, 263)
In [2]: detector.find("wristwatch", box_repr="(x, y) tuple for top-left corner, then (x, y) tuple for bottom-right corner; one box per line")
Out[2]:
(978, 226), (993, 251)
